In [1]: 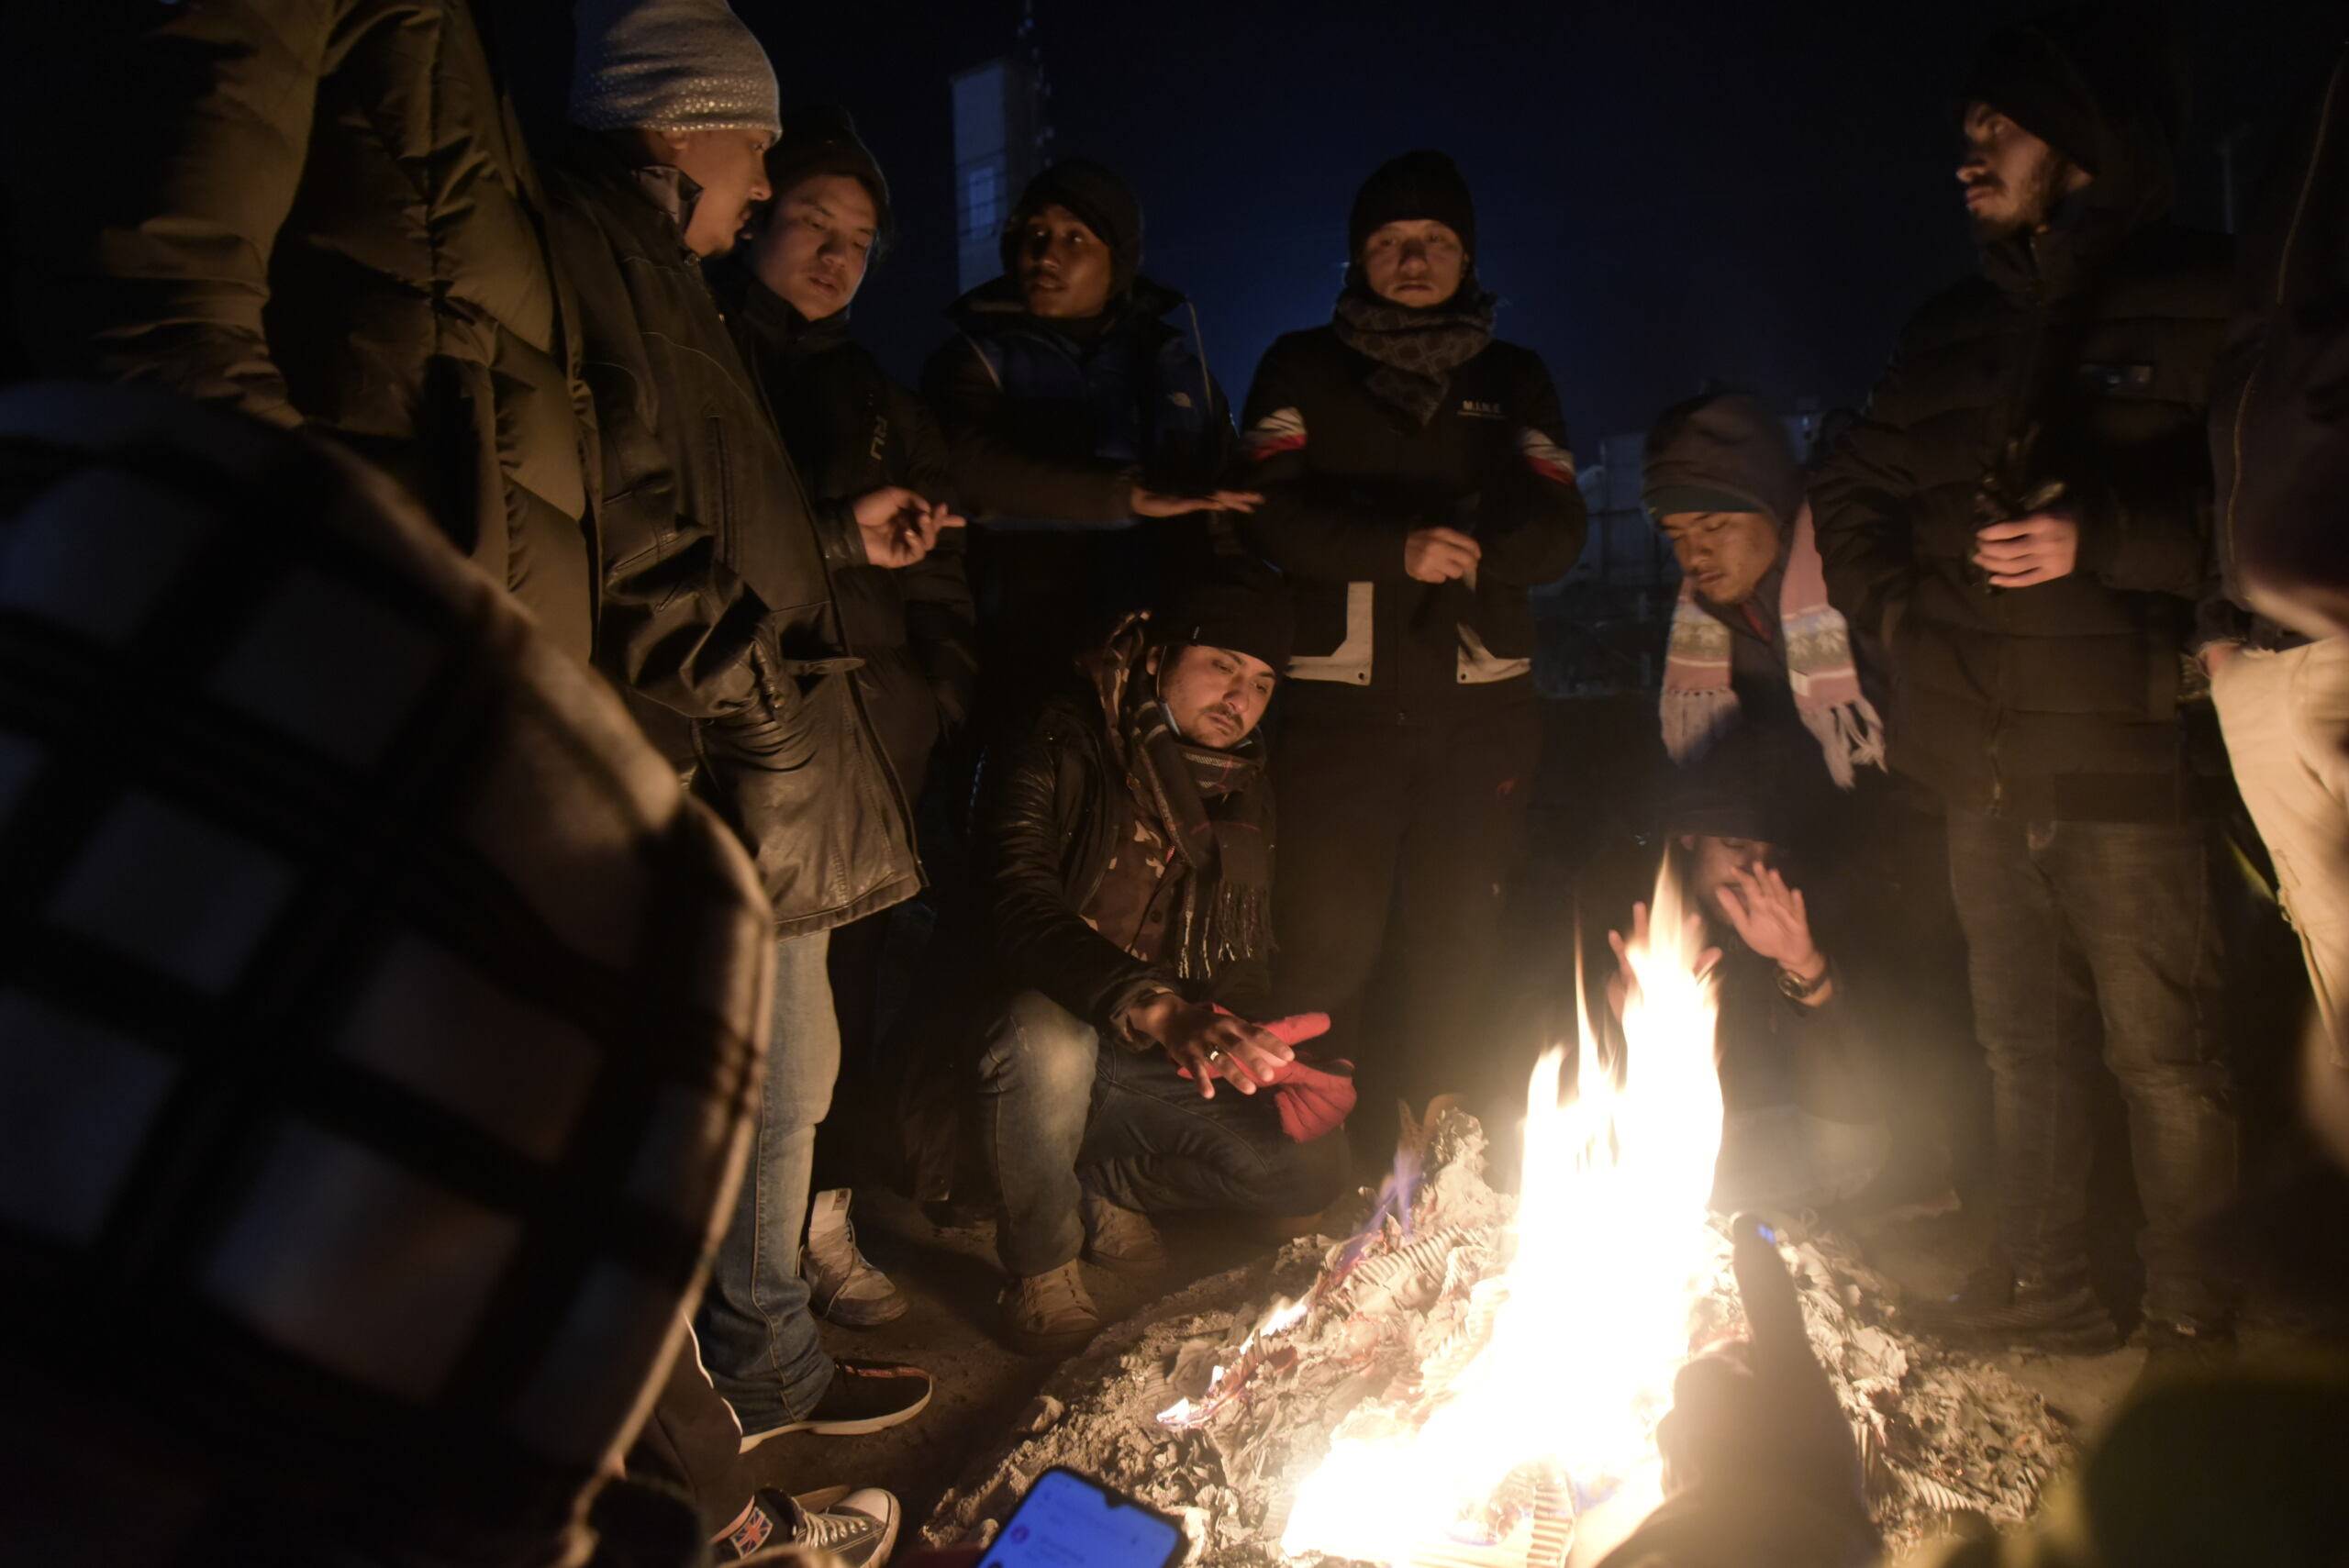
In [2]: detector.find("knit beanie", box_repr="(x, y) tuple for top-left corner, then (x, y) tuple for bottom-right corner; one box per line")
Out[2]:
(1349, 150), (1478, 258)
(764, 104), (896, 251)
(1001, 158), (1144, 295)
(570, 0), (781, 140)
(0, 383), (770, 1566)
(1156, 572), (1295, 673)
(1642, 393), (1805, 531)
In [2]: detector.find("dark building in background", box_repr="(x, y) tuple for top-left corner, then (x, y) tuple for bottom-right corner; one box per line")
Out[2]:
(949, 45), (1047, 294)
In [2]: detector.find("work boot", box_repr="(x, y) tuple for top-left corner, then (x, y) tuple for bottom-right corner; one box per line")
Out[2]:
(1081, 1191), (1168, 1273)
(736, 1360), (934, 1451)
(802, 1188), (907, 1328)
(729, 1485), (901, 1565)
(1002, 1261), (1103, 1356)
(1902, 1264), (2120, 1351)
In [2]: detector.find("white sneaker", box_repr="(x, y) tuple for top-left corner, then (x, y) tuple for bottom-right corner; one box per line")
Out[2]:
(803, 1188), (907, 1328)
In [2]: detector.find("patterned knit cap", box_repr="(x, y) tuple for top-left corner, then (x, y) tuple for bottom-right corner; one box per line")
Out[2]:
(0, 384), (772, 1565)
(570, 0), (781, 140)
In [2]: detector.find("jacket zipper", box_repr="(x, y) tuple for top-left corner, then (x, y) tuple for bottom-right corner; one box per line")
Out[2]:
(2222, 52), (2344, 603)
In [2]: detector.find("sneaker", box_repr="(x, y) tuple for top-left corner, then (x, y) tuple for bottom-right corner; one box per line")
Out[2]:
(736, 1360), (934, 1451)
(728, 1485), (901, 1566)
(1902, 1265), (2120, 1351)
(1080, 1191), (1167, 1273)
(1002, 1260), (1104, 1356)
(803, 1188), (908, 1328)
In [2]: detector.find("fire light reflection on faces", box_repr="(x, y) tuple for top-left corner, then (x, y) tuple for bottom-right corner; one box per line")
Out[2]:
(1275, 855), (1726, 1566)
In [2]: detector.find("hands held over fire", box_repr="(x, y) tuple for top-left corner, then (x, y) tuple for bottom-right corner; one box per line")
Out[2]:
(1605, 901), (1722, 1022)
(1714, 866), (1831, 1002)
(852, 484), (964, 567)
(1972, 506), (2078, 588)
(1130, 486), (1264, 518)
(1124, 993), (1297, 1098)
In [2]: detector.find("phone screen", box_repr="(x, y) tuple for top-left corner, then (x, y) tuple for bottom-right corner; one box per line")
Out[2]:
(979, 1467), (1185, 1568)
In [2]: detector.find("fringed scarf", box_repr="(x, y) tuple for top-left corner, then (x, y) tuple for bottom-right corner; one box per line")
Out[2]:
(1330, 274), (1497, 427)
(1085, 617), (1273, 981)
(1662, 504), (1887, 789)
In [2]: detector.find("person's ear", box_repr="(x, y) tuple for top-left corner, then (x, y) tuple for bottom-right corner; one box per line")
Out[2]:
(1144, 647), (1162, 678)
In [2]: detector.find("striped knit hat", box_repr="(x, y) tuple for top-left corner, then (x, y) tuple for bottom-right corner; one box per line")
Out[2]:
(0, 384), (772, 1565)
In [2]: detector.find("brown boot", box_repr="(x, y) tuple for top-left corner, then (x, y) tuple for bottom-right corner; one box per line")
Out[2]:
(1080, 1192), (1168, 1273)
(1001, 1261), (1103, 1356)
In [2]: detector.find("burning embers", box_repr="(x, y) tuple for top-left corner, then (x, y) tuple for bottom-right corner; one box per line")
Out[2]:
(925, 855), (2072, 1566)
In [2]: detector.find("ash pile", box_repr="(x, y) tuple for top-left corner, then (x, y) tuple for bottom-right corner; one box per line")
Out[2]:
(924, 1106), (2074, 1566)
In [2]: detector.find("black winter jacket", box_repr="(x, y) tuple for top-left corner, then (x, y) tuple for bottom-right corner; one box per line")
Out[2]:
(0, 0), (597, 661)
(974, 685), (1273, 1036)
(1238, 325), (1586, 717)
(1813, 108), (2230, 822)
(547, 137), (918, 934)
(732, 283), (977, 795)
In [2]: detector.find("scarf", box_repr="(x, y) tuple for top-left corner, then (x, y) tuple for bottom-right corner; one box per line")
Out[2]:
(1661, 504), (1887, 788)
(1330, 275), (1497, 427)
(1084, 617), (1274, 982)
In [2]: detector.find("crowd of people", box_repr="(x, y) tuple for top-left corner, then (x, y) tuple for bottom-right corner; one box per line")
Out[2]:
(0, 1), (2343, 1565)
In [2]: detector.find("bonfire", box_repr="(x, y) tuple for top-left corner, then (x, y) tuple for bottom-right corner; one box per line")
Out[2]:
(927, 859), (2072, 1566)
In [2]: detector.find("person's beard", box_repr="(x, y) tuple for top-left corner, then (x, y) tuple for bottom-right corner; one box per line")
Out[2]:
(1969, 149), (2077, 243)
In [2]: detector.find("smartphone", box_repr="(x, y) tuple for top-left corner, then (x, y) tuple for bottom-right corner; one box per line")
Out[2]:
(978, 1466), (1186, 1568)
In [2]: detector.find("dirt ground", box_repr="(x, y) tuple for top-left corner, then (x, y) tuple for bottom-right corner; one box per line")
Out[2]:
(740, 694), (2335, 1537)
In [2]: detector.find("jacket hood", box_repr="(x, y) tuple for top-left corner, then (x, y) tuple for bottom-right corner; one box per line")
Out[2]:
(1966, 8), (2186, 295)
(1642, 393), (1804, 532)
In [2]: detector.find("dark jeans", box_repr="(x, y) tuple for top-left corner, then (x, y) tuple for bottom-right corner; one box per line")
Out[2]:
(974, 991), (1353, 1277)
(1268, 686), (1542, 1107)
(1944, 811), (2238, 1328)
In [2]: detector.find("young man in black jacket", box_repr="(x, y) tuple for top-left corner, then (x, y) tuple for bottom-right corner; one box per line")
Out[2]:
(549, 1), (951, 1455)
(972, 584), (1353, 1352)
(1812, 10), (2237, 1354)
(923, 160), (1260, 710)
(1240, 150), (1586, 1112)
(731, 106), (975, 1331)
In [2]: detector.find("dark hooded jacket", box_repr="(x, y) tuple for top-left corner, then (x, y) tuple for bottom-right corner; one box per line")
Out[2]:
(922, 275), (1240, 679)
(0, 0), (597, 661)
(546, 134), (918, 935)
(2204, 46), (2349, 650)
(1812, 13), (2231, 822)
(729, 278), (976, 797)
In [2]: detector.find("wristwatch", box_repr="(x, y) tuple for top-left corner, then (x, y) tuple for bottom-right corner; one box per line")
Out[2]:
(1777, 961), (1830, 1003)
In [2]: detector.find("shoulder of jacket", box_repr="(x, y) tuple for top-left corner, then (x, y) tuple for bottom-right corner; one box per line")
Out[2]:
(1898, 275), (2005, 349)
(2107, 224), (2236, 311)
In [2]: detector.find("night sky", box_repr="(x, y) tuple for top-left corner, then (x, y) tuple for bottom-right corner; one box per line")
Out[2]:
(518, 1), (2347, 447)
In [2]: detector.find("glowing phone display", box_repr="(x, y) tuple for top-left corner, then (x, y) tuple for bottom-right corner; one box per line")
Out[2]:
(979, 1466), (1185, 1568)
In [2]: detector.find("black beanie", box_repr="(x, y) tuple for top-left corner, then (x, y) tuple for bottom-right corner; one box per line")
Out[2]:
(1349, 150), (1477, 258)
(1642, 393), (1804, 532)
(1001, 158), (1143, 295)
(1156, 574), (1295, 673)
(764, 104), (895, 250)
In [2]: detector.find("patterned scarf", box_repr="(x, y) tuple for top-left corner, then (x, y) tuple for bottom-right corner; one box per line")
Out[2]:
(1085, 617), (1273, 981)
(1330, 273), (1497, 427)
(1661, 504), (1887, 788)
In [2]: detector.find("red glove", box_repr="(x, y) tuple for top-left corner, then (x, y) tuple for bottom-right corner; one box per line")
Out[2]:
(1181, 1010), (1354, 1140)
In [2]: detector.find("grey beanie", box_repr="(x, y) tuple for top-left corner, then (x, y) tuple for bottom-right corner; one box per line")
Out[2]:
(569, 0), (781, 139)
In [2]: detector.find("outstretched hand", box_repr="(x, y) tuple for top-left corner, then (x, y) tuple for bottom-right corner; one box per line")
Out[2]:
(1130, 486), (1264, 518)
(1125, 993), (1295, 1098)
(852, 485), (964, 567)
(1713, 865), (1822, 976)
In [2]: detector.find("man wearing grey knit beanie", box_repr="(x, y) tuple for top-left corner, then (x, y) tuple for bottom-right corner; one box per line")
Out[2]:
(548, 0), (952, 1503)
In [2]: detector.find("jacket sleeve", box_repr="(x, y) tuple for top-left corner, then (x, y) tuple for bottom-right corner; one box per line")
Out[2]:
(1, 0), (334, 426)
(1235, 337), (1421, 583)
(974, 707), (1174, 1034)
(1474, 350), (1588, 585)
(922, 333), (1139, 524)
(555, 197), (761, 719)
(892, 384), (978, 731)
(1811, 330), (1929, 645)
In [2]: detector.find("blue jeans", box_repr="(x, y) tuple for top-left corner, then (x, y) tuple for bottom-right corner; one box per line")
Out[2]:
(696, 930), (836, 1427)
(975, 991), (1353, 1277)
(1945, 813), (2238, 1329)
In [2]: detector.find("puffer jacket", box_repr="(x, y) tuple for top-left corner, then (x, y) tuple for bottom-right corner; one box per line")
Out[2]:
(1236, 323), (1586, 717)
(922, 275), (1239, 667)
(546, 134), (918, 935)
(974, 681), (1275, 1036)
(0, 0), (596, 660)
(730, 281), (976, 797)
(1812, 46), (2230, 822)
